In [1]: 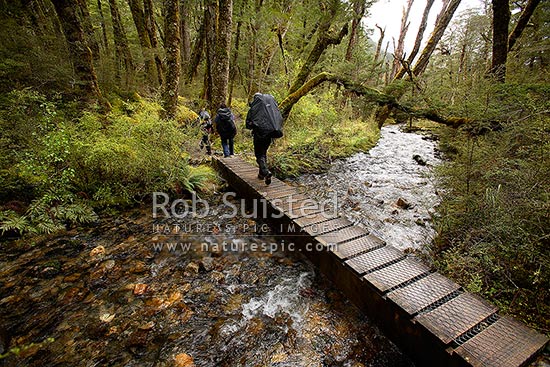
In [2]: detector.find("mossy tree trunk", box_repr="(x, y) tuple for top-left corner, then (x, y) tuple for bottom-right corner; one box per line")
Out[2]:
(144, 0), (165, 86)
(287, 0), (349, 94)
(186, 15), (205, 83)
(108, 0), (135, 86)
(162, 0), (181, 119)
(490, 0), (510, 82)
(50, 0), (103, 103)
(211, 0), (232, 109)
(127, 0), (157, 84)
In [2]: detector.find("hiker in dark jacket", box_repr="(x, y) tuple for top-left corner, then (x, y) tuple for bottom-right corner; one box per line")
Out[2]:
(245, 93), (284, 185)
(214, 104), (237, 157)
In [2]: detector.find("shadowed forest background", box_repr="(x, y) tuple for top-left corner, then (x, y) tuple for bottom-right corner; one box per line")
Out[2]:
(0, 0), (549, 354)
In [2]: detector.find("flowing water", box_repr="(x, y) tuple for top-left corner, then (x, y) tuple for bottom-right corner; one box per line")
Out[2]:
(0, 124), (440, 367)
(296, 124), (441, 252)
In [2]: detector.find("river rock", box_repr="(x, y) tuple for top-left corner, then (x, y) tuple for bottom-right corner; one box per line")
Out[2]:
(395, 197), (411, 209)
(199, 257), (215, 272)
(174, 353), (195, 367)
(412, 154), (427, 166)
(133, 283), (148, 295)
(89, 245), (106, 259)
(210, 271), (225, 283)
(185, 262), (200, 275)
(129, 260), (147, 274)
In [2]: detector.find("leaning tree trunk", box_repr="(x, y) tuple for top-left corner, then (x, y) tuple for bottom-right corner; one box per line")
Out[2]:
(490, 0), (510, 82)
(508, 0), (541, 51)
(162, 0), (181, 119)
(144, 0), (164, 86)
(411, 0), (461, 76)
(391, 0), (414, 79)
(288, 23), (348, 94)
(127, 0), (157, 83)
(373, 0), (461, 127)
(108, 0), (134, 85)
(50, 0), (103, 103)
(186, 15), (206, 83)
(394, 0), (435, 79)
(345, 0), (366, 61)
(211, 0), (232, 109)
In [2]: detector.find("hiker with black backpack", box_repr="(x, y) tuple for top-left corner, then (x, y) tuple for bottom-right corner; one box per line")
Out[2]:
(198, 108), (213, 155)
(245, 93), (284, 185)
(214, 103), (237, 158)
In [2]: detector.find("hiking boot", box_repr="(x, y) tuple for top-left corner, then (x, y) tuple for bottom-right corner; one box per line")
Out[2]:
(265, 172), (272, 185)
(258, 173), (265, 180)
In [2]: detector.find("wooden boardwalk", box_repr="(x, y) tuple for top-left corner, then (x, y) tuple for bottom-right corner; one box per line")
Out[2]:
(213, 156), (548, 367)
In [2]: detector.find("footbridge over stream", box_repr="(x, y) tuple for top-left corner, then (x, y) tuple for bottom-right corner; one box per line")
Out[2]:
(212, 156), (548, 367)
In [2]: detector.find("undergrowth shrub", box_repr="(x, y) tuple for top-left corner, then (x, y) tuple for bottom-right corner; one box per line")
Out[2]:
(430, 115), (550, 330)
(0, 90), (216, 235)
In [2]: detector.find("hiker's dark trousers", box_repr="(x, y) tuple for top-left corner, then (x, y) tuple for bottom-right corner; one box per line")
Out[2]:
(253, 135), (272, 177)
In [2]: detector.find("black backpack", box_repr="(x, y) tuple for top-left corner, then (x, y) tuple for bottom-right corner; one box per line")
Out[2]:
(246, 94), (284, 139)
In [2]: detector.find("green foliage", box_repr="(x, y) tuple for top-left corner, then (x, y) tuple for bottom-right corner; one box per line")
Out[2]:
(430, 114), (550, 330)
(0, 90), (216, 235)
(230, 93), (379, 178)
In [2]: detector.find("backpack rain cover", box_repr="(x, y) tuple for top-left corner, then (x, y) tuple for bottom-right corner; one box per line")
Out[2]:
(246, 94), (284, 138)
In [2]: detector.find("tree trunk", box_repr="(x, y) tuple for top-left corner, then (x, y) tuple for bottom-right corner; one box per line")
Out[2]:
(186, 15), (205, 83)
(508, 0), (541, 51)
(97, 0), (109, 52)
(180, 0), (191, 65)
(288, 22), (348, 94)
(211, 0), (232, 109)
(246, 0), (262, 99)
(391, 0), (414, 79)
(411, 0), (461, 76)
(394, 0), (435, 79)
(203, 0), (217, 106)
(373, 24), (385, 63)
(108, 0), (135, 85)
(144, 0), (165, 86)
(345, 0), (366, 61)
(76, 0), (100, 60)
(162, 0), (180, 119)
(490, 0), (510, 82)
(228, 0), (245, 105)
(127, 0), (156, 83)
(50, 0), (103, 103)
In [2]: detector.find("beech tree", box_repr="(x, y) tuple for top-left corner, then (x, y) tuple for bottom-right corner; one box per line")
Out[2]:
(162, 0), (181, 119)
(50, 0), (103, 103)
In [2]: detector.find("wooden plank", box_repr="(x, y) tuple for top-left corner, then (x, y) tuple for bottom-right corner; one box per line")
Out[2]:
(454, 316), (549, 367)
(317, 226), (368, 245)
(332, 234), (385, 260)
(415, 293), (498, 345)
(387, 272), (461, 316)
(294, 212), (338, 227)
(364, 258), (430, 293)
(345, 246), (404, 275)
(302, 217), (353, 236)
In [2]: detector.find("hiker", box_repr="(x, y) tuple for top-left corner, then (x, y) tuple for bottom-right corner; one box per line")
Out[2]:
(198, 108), (213, 155)
(245, 93), (284, 185)
(214, 103), (237, 158)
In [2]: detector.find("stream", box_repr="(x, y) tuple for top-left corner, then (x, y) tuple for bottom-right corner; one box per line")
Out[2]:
(296, 124), (441, 252)
(0, 124), (440, 367)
